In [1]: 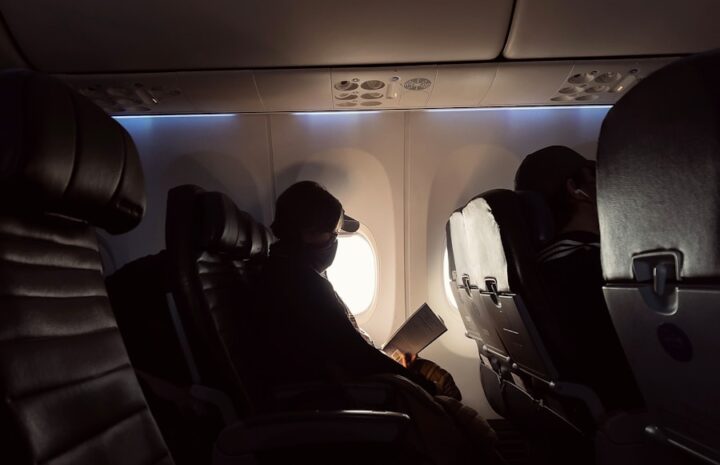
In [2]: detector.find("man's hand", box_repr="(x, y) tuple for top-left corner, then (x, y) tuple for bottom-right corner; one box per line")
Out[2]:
(399, 352), (417, 369)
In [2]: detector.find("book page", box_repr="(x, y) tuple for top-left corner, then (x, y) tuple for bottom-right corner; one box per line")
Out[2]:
(381, 303), (447, 357)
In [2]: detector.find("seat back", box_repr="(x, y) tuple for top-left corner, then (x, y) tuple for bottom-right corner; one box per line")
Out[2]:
(0, 70), (172, 464)
(463, 191), (559, 381)
(446, 211), (508, 358)
(598, 51), (720, 463)
(447, 189), (599, 443)
(165, 185), (272, 414)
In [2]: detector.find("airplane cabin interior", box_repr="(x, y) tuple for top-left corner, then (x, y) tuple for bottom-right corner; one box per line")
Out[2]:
(0, 1), (719, 464)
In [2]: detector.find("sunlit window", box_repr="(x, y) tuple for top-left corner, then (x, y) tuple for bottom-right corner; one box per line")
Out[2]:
(443, 247), (459, 310)
(326, 232), (377, 315)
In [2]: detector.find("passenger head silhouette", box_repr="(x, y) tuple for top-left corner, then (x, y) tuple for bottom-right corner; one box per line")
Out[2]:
(515, 146), (597, 233)
(271, 181), (359, 272)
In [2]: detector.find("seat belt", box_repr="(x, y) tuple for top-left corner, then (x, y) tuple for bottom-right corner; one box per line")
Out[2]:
(166, 292), (202, 384)
(165, 292), (238, 425)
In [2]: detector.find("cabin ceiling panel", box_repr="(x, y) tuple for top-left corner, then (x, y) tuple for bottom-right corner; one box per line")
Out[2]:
(505, 0), (720, 59)
(173, 71), (264, 113)
(428, 64), (497, 108)
(0, 0), (512, 73)
(254, 69), (333, 112)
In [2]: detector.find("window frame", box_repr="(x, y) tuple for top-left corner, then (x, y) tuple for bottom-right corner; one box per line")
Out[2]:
(326, 224), (380, 317)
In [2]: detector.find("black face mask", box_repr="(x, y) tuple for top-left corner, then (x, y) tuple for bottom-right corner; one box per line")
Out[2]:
(301, 237), (339, 273)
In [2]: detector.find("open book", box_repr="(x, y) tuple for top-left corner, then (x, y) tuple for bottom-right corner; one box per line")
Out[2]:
(381, 304), (447, 363)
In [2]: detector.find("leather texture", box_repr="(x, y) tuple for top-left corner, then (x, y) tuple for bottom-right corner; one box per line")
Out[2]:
(598, 51), (720, 461)
(197, 192), (271, 261)
(165, 185), (271, 413)
(0, 72), (171, 464)
(598, 50), (720, 282)
(0, 70), (145, 235)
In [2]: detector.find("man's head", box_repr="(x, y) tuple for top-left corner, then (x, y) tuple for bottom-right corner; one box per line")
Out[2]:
(271, 181), (359, 271)
(515, 146), (597, 232)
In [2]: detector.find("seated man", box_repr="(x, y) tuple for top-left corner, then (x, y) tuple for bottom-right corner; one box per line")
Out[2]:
(255, 181), (502, 465)
(515, 146), (643, 410)
(256, 180), (437, 394)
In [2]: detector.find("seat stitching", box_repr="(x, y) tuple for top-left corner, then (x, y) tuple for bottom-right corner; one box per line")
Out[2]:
(0, 295), (108, 302)
(10, 362), (132, 402)
(0, 325), (118, 345)
(0, 292), (108, 299)
(0, 256), (101, 271)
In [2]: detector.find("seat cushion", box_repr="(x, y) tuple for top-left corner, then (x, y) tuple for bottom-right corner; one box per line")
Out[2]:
(0, 213), (172, 465)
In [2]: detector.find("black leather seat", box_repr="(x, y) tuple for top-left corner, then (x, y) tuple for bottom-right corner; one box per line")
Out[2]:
(0, 70), (173, 464)
(598, 50), (720, 464)
(447, 190), (597, 444)
(108, 186), (273, 463)
(165, 184), (273, 415)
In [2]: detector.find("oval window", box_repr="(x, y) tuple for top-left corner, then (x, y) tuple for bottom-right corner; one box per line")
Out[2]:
(443, 247), (459, 310)
(326, 232), (378, 315)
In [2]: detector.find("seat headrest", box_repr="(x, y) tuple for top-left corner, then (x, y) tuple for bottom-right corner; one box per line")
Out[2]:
(460, 189), (549, 295)
(0, 70), (145, 234)
(196, 190), (271, 260)
(598, 51), (720, 282)
(462, 193), (510, 292)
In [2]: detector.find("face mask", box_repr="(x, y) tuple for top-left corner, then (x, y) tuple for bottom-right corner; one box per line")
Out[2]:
(301, 237), (339, 273)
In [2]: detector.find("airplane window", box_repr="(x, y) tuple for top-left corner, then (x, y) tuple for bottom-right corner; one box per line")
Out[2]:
(443, 248), (459, 310)
(326, 231), (377, 315)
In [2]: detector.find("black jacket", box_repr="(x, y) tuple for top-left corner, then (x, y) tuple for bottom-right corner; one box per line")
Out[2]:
(252, 245), (436, 395)
(538, 231), (643, 410)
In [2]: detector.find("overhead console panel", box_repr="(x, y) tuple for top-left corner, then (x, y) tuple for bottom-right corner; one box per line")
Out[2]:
(505, 0), (720, 59)
(0, 0), (512, 73)
(58, 57), (677, 115)
(482, 57), (675, 106)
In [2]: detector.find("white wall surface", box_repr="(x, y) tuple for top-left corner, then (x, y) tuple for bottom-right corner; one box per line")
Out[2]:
(109, 106), (609, 417)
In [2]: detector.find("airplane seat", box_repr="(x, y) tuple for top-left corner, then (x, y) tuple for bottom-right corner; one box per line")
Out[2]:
(107, 250), (191, 386)
(466, 191), (596, 420)
(446, 211), (509, 417)
(106, 250), (221, 465)
(448, 189), (601, 461)
(0, 70), (173, 464)
(165, 184), (271, 416)
(598, 50), (720, 465)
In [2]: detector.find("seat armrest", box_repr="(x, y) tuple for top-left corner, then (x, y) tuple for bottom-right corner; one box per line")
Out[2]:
(214, 410), (410, 464)
(552, 381), (606, 423)
(273, 382), (395, 410)
(599, 410), (649, 445)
